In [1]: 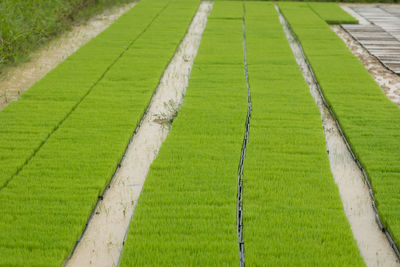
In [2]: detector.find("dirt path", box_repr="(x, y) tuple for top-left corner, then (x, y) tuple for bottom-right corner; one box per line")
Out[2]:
(0, 1), (136, 111)
(276, 5), (400, 267)
(64, 2), (213, 266)
(332, 25), (400, 107)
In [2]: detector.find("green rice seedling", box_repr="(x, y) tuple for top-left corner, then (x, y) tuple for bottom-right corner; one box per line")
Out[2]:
(119, 1), (364, 265)
(308, 2), (358, 24)
(280, 0), (400, 247)
(0, 0), (169, 188)
(243, 2), (363, 265)
(0, 0), (200, 265)
(119, 2), (247, 265)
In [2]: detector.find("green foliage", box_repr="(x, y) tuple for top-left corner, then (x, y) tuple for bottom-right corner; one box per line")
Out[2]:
(120, 1), (363, 265)
(308, 2), (358, 24)
(0, 0), (167, 193)
(280, 0), (400, 246)
(243, 2), (363, 265)
(0, 0), (199, 265)
(0, 0), (134, 69)
(119, 2), (247, 265)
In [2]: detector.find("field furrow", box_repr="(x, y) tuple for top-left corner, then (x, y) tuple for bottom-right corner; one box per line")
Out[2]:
(0, 0), (200, 265)
(119, 2), (247, 265)
(280, 0), (400, 252)
(242, 2), (363, 265)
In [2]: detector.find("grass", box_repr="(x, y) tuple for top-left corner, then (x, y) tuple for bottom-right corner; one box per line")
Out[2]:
(119, 1), (247, 265)
(243, 2), (363, 265)
(0, 0), (200, 265)
(0, 0), (135, 71)
(279, 0), (400, 247)
(308, 2), (358, 24)
(0, 0), (168, 190)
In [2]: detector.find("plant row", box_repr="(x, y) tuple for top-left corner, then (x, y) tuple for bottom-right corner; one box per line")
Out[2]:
(120, 1), (364, 265)
(0, 0), (200, 265)
(280, 0), (400, 248)
(243, 2), (363, 265)
(119, 2), (248, 265)
(0, 0), (170, 188)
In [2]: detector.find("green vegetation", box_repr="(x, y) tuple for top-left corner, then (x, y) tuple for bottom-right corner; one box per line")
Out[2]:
(119, 2), (247, 265)
(2, 0), (397, 264)
(0, 0), (168, 189)
(280, 0), (400, 245)
(243, 2), (363, 265)
(308, 2), (358, 24)
(0, 0), (136, 70)
(0, 0), (200, 265)
(120, 1), (364, 265)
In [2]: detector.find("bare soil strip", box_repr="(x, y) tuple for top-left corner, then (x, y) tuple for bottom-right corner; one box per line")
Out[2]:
(0, 2), (136, 111)
(332, 25), (400, 107)
(277, 5), (400, 267)
(64, 2), (213, 266)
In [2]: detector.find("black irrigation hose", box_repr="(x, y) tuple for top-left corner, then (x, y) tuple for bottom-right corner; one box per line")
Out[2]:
(62, 1), (173, 265)
(237, 2), (251, 267)
(275, 5), (400, 261)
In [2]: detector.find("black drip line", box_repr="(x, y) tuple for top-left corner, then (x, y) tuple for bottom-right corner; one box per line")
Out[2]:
(237, 2), (251, 267)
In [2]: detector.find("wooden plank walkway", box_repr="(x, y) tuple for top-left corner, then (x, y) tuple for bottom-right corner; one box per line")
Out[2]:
(380, 5), (400, 17)
(352, 6), (400, 40)
(342, 6), (400, 74)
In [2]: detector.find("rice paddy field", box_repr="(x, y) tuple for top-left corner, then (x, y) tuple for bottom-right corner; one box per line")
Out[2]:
(1, 0), (400, 266)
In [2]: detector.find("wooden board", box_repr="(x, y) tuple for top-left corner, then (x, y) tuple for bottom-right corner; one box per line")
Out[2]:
(342, 6), (400, 74)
